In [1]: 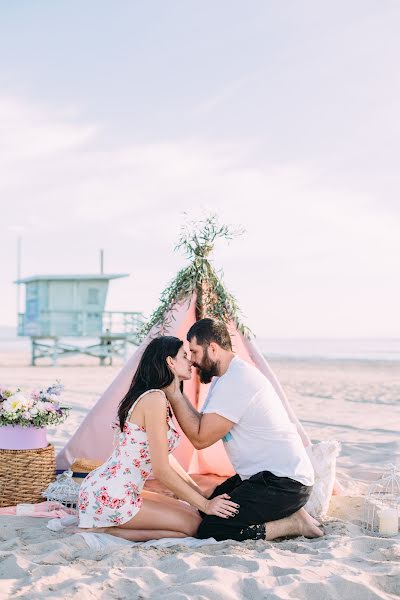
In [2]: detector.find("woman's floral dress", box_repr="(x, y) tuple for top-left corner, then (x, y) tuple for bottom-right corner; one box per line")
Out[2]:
(78, 389), (181, 528)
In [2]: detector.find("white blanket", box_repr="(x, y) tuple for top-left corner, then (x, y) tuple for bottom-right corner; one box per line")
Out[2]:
(47, 515), (221, 549)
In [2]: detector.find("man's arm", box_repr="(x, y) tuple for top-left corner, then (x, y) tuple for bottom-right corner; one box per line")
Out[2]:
(167, 389), (233, 450)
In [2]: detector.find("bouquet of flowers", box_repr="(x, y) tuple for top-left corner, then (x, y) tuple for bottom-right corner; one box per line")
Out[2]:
(0, 381), (70, 428)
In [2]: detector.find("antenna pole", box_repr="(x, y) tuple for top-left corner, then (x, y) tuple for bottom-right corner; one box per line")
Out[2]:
(100, 249), (104, 274)
(16, 235), (22, 312)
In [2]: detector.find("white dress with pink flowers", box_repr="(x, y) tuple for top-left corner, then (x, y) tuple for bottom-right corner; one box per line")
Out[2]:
(78, 389), (181, 528)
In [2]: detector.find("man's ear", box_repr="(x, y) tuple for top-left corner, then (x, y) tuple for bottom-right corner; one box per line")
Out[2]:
(209, 342), (219, 357)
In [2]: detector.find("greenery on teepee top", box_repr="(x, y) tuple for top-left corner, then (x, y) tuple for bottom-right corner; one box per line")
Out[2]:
(139, 214), (252, 339)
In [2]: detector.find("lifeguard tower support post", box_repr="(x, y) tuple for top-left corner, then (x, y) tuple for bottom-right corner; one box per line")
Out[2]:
(15, 274), (145, 365)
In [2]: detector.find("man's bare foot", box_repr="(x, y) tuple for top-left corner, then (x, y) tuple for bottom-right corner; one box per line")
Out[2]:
(308, 514), (323, 527)
(265, 508), (324, 541)
(289, 508), (324, 538)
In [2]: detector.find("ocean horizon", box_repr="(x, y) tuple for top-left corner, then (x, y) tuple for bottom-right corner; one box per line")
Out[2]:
(0, 326), (399, 362)
(256, 337), (400, 362)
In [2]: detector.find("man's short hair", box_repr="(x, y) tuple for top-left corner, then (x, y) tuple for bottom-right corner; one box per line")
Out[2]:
(187, 318), (232, 350)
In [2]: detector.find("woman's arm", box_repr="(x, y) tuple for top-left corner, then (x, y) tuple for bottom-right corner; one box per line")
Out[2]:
(143, 393), (238, 518)
(168, 455), (205, 496)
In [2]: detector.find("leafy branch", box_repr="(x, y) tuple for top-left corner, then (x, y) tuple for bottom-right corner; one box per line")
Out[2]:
(139, 214), (252, 339)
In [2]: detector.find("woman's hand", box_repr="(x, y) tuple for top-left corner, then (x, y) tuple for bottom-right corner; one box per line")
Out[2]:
(203, 494), (239, 518)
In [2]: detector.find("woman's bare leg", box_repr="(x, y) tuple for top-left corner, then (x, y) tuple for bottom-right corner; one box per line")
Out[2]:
(81, 497), (202, 541)
(84, 528), (189, 542)
(141, 490), (200, 515)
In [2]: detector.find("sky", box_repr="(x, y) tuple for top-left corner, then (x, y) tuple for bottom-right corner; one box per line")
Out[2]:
(0, 1), (399, 338)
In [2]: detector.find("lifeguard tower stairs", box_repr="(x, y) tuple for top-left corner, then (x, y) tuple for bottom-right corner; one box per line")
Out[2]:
(15, 273), (145, 365)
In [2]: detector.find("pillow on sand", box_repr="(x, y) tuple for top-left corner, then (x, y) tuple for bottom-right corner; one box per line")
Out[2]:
(304, 441), (341, 518)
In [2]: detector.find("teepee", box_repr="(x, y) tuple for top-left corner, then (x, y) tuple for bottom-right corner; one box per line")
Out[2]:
(57, 216), (311, 475)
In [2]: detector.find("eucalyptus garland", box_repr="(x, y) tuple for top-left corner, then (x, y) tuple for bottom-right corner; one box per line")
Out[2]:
(139, 214), (252, 339)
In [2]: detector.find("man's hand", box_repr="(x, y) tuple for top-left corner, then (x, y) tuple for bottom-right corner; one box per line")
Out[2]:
(165, 375), (184, 405)
(165, 378), (234, 450)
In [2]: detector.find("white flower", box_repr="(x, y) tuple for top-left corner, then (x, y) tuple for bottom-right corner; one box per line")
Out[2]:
(3, 392), (27, 413)
(22, 411), (33, 420)
(29, 407), (38, 417)
(47, 394), (59, 403)
(35, 400), (48, 413)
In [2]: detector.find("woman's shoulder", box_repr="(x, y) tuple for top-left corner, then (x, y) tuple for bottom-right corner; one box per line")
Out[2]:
(140, 390), (169, 425)
(138, 389), (167, 408)
(139, 388), (167, 400)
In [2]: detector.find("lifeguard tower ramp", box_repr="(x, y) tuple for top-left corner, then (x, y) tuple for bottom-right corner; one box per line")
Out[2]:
(15, 274), (145, 365)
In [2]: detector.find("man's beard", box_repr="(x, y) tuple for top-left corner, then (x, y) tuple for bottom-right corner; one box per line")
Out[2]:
(194, 349), (220, 384)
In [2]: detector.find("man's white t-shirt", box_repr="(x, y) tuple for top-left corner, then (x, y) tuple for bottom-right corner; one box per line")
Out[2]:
(201, 356), (314, 486)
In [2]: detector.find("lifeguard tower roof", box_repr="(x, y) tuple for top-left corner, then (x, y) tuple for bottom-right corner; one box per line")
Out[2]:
(15, 274), (128, 284)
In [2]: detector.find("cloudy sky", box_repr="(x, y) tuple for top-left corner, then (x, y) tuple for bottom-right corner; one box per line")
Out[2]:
(1, 1), (399, 337)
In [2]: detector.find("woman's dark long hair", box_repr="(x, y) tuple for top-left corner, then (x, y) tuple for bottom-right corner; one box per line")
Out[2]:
(117, 336), (183, 431)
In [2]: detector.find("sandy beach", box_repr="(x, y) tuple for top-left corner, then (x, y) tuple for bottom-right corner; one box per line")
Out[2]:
(1, 352), (399, 599)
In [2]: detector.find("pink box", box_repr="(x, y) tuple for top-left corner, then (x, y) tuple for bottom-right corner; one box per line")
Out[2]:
(0, 425), (48, 450)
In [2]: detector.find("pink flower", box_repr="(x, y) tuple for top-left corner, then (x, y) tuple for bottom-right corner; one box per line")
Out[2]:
(110, 498), (124, 508)
(99, 492), (110, 505)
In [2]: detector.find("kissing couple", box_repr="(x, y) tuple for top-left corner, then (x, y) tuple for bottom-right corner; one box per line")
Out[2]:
(78, 318), (323, 542)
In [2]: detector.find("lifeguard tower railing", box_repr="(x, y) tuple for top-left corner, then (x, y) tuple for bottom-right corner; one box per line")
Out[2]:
(17, 310), (146, 365)
(18, 310), (144, 340)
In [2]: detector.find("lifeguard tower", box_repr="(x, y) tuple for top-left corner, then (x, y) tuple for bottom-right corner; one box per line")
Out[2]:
(15, 273), (145, 365)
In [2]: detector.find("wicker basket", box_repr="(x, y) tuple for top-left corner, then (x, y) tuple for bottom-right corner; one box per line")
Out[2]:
(0, 444), (56, 507)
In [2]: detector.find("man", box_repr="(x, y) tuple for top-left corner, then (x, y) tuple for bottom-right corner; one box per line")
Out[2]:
(167, 318), (323, 542)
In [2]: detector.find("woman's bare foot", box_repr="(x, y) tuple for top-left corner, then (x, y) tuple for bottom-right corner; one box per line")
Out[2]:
(78, 526), (111, 534)
(63, 525), (82, 534)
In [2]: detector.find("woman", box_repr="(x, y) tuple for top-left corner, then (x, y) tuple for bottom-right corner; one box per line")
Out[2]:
(78, 336), (239, 541)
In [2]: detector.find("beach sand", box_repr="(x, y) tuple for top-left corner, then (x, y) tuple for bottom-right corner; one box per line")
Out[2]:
(1, 354), (399, 599)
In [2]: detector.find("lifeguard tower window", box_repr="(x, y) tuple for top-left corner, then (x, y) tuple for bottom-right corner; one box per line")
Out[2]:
(88, 288), (99, 305)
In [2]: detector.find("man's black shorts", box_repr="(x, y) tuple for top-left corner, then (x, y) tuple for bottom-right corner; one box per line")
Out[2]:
(197, 470), (312, 541)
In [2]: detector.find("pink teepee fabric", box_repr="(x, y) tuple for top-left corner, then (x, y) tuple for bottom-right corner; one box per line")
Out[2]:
(57, 295), (311, 477)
